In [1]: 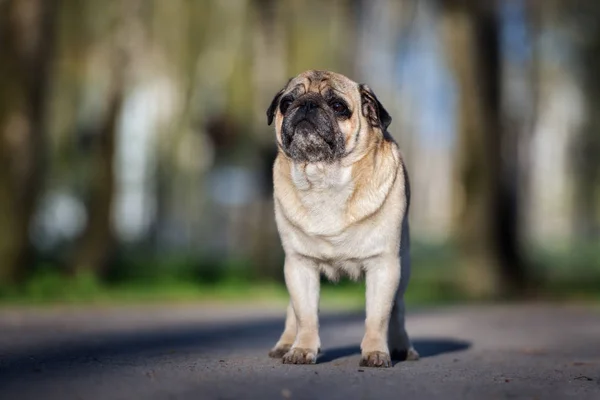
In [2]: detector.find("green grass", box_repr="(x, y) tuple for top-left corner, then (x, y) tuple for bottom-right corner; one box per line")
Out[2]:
(530, 241), (600, 301)
(0, 272), (286, 306)
(1, 241), (599, 308)
(0, 271), (460, 309)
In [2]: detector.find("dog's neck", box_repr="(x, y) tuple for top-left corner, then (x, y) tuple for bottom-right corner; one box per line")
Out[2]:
(289, 161), (352, 192)
(274, 138), (401, 234)
(286, 137), (396, 188)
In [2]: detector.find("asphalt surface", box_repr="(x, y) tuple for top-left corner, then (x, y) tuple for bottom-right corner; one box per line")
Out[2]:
(0, 303), (599, 400)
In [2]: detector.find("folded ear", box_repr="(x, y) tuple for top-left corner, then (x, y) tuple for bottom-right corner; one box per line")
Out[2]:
(266, 88), (284, 126)
(359, 84), (392, 131)
(266, 78), (293, 126)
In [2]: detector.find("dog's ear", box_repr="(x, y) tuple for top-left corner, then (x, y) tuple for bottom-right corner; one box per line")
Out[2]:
(266, 89), (284, 126)
(266, 78), (292, 126)
(359, 84), (392, 131)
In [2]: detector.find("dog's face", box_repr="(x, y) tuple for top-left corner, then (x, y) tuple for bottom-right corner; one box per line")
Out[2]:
(267, 70), (392, 163)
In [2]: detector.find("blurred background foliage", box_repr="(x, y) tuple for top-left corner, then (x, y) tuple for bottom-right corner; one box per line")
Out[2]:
(0, 0), (598, 306)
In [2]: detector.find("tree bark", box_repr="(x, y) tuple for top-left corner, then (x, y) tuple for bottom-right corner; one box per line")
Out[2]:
(441, 0), (530, 298)
(0, 0), (58, 285)
(70, 76), (124, 276)
(69, 0), (135, 276)
(572, 24), (600, 242)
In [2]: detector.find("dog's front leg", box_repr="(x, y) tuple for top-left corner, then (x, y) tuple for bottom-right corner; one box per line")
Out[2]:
(360, 256), (401, 368)
(282, 255), (320, 364)
(268, 301), (297, 358)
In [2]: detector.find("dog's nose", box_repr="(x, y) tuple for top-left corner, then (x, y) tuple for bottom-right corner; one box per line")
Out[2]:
(300, 99), (318, 113)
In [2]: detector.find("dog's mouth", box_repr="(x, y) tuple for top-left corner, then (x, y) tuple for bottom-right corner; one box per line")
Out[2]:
(279, 99), (346, 163)
(296, 121), (336, 149)
(281, 119), (335, 162)
(294, 118), (315, 131)
(293, 119), (327, 141)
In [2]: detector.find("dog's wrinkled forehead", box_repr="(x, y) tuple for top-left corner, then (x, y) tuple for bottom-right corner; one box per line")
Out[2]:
(285, 70), (358, 99)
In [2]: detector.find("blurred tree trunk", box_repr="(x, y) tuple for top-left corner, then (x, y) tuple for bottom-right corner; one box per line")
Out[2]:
(70, 75), (124, 276)
(537, 1), (600, 242)
(0, 0), (58, 285)
(517, 1), (541, 250)
(441, 0), (531, 298)
(252, 0), (287, 134)
(249, 0), (286, 281)
(70, 1), (135, 276)
(572, 24), (600, 241)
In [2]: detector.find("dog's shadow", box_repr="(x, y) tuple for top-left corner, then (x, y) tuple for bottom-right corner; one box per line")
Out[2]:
(318, 338), (471, 365)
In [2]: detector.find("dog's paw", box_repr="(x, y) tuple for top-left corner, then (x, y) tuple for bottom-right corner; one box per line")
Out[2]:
(406, 347), (420, 361)
(282, 348), (318, 365)
(359, 351), (392, 368)
(390, 347), (420, 361)
(268, 343), (292, 359)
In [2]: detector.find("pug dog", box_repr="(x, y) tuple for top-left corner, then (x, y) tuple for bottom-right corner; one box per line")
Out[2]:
(266, 70), (419, 368)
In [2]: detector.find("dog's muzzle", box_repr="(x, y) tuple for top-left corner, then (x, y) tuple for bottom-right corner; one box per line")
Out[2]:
(280, 95), (345, 162)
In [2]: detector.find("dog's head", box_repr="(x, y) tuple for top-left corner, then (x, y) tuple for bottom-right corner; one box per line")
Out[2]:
(266, 70), (391, 163)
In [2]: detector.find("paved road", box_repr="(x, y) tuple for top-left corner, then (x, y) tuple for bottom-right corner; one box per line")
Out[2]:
(0, 303), (599, 400)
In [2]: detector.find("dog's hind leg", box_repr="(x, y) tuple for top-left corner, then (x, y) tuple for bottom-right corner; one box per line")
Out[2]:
(388, 293), (419, 361)
(388, 219), (419, 361)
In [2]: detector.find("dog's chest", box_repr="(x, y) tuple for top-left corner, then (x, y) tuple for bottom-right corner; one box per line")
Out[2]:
(291, 163), (353, 234)
(280, 163), (393, 262)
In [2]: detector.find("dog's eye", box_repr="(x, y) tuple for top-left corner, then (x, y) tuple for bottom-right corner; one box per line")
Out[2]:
(280, 98), (293, 114)
(331, 102), (349, 115)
